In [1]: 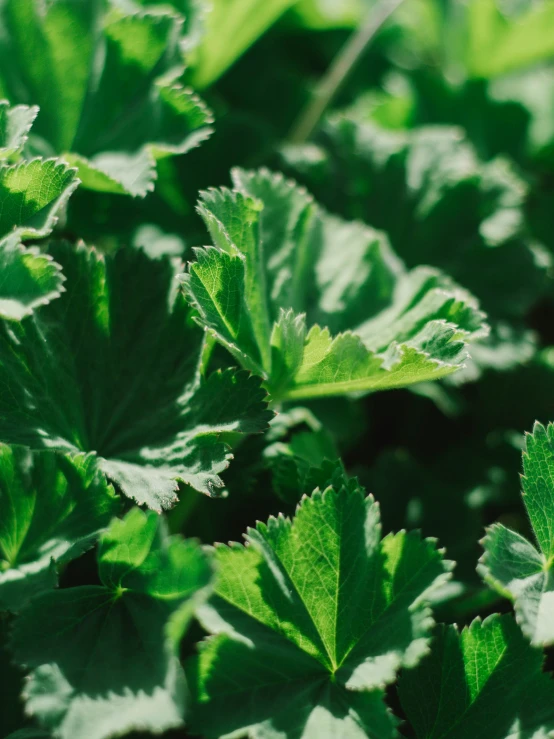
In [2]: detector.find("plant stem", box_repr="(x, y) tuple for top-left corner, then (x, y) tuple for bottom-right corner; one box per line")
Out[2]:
(288, 0), (407, 145)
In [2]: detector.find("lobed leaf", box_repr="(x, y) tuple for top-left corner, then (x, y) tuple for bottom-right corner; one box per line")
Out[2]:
(0, 100), (78, 320)
(479, 421), (554, 645)
(399, 614), (554, 738)
(182, 167), (487, 401)
(11, 507), (214, 739)
(0, 241), (272, 510)
(0, 446), (119, 611)
(0, 100), (38, 160)
(188, 476), (452, 738)
(282, 121), (549, 320)
(0, 0), (213, 196)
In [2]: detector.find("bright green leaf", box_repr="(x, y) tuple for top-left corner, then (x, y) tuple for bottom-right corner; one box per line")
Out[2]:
(0, 0), (213, 196)
(0, 241), (272, 511)
(399, 614), (554, 738)
(11, 507), (214, 739)
(189, 0), (298, 88)
(182, 167), (487, 401)
(188, 476), (451, 738)
(0, 100), (38, 160)
(0, 159), (78, 241)
(0, 234), (64, 321)
(465, 0), (554, 78)
(479, 421), (554, 645)
(0, 446), (120, 611)
(0, 101), (78, 320)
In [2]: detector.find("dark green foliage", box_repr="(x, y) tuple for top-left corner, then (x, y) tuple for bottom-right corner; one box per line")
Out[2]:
(2, 0), (554, 737)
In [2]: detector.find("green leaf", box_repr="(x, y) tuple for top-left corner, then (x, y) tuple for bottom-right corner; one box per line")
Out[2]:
(0, 159), (78, 241)
(291, 0), (368, 29)
(0, 101), (78, 320)
(465, 0), (554, 79)
(11, 507), (214, 739)
(182, 167), (487, 401)
(399, 614), (554, 738)
(0, 0), (213, 196)
(189, 0), (298, 88)
(0, 100), (38, 160)
(0, 446), (120, 611)
(263, 407), (340, 505)
(188, 477), (452, 738)
(0, 234), (64, 321)
(0, 241), (272, 511)
(281, 121), (549, 323)
(479, 421), (554, 645)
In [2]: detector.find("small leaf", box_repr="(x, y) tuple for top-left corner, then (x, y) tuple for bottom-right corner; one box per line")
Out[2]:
(11, 507), (214, 739)
(399, 614), (554, 738)
(0, 101), (38, 160)
(0, 446), (120, 611)
(0, 159), (78, 241)
(0, 234), (64, 321)
(188, 477), (451, 738)
(479, 421), (554, 645)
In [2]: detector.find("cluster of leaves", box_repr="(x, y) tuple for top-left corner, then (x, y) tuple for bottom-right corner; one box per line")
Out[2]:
(3, 0), (554, 737)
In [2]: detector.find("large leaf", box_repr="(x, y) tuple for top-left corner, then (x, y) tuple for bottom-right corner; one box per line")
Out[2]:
(0, 445), (120, 611)
(399, 614), (554, 738)
(282, 120), (549, 322)
(182, 167), (487, 401)
(0, 241), (272, 511)
(188, 475), (451, 738)
(11, 507), (214, 739)
(479, 421), (554, 645)
(0, 0), (213, 196)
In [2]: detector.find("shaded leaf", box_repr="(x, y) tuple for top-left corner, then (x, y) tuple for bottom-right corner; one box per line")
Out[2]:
(0, 0), (213, 196)
(0, 241), (272, 510)
(11, 507), (214, 739)
(281, 120), (549, 322)
(399, 614), (554, 738)
(0, 446), (120, 611)
(479, 421), (554, 645)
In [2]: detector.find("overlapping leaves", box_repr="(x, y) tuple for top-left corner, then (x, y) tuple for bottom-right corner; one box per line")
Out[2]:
(0, 0), (213, 196)
(0, 446), (119, 611)
(11, 507), (214, 739)
(479, 421), (554, 645)
(182, 167), (487, 401)
(0, 241), (272, 511)
(188, 474), (452, 738)
(282, 119), (548, 321)
(0, 100), (78, 320)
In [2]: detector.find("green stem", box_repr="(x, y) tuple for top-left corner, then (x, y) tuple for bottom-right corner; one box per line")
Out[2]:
(288, 0), (407, 145)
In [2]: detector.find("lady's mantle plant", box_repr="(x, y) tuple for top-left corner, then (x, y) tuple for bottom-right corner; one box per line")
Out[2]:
(1, 1), (554, 738)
